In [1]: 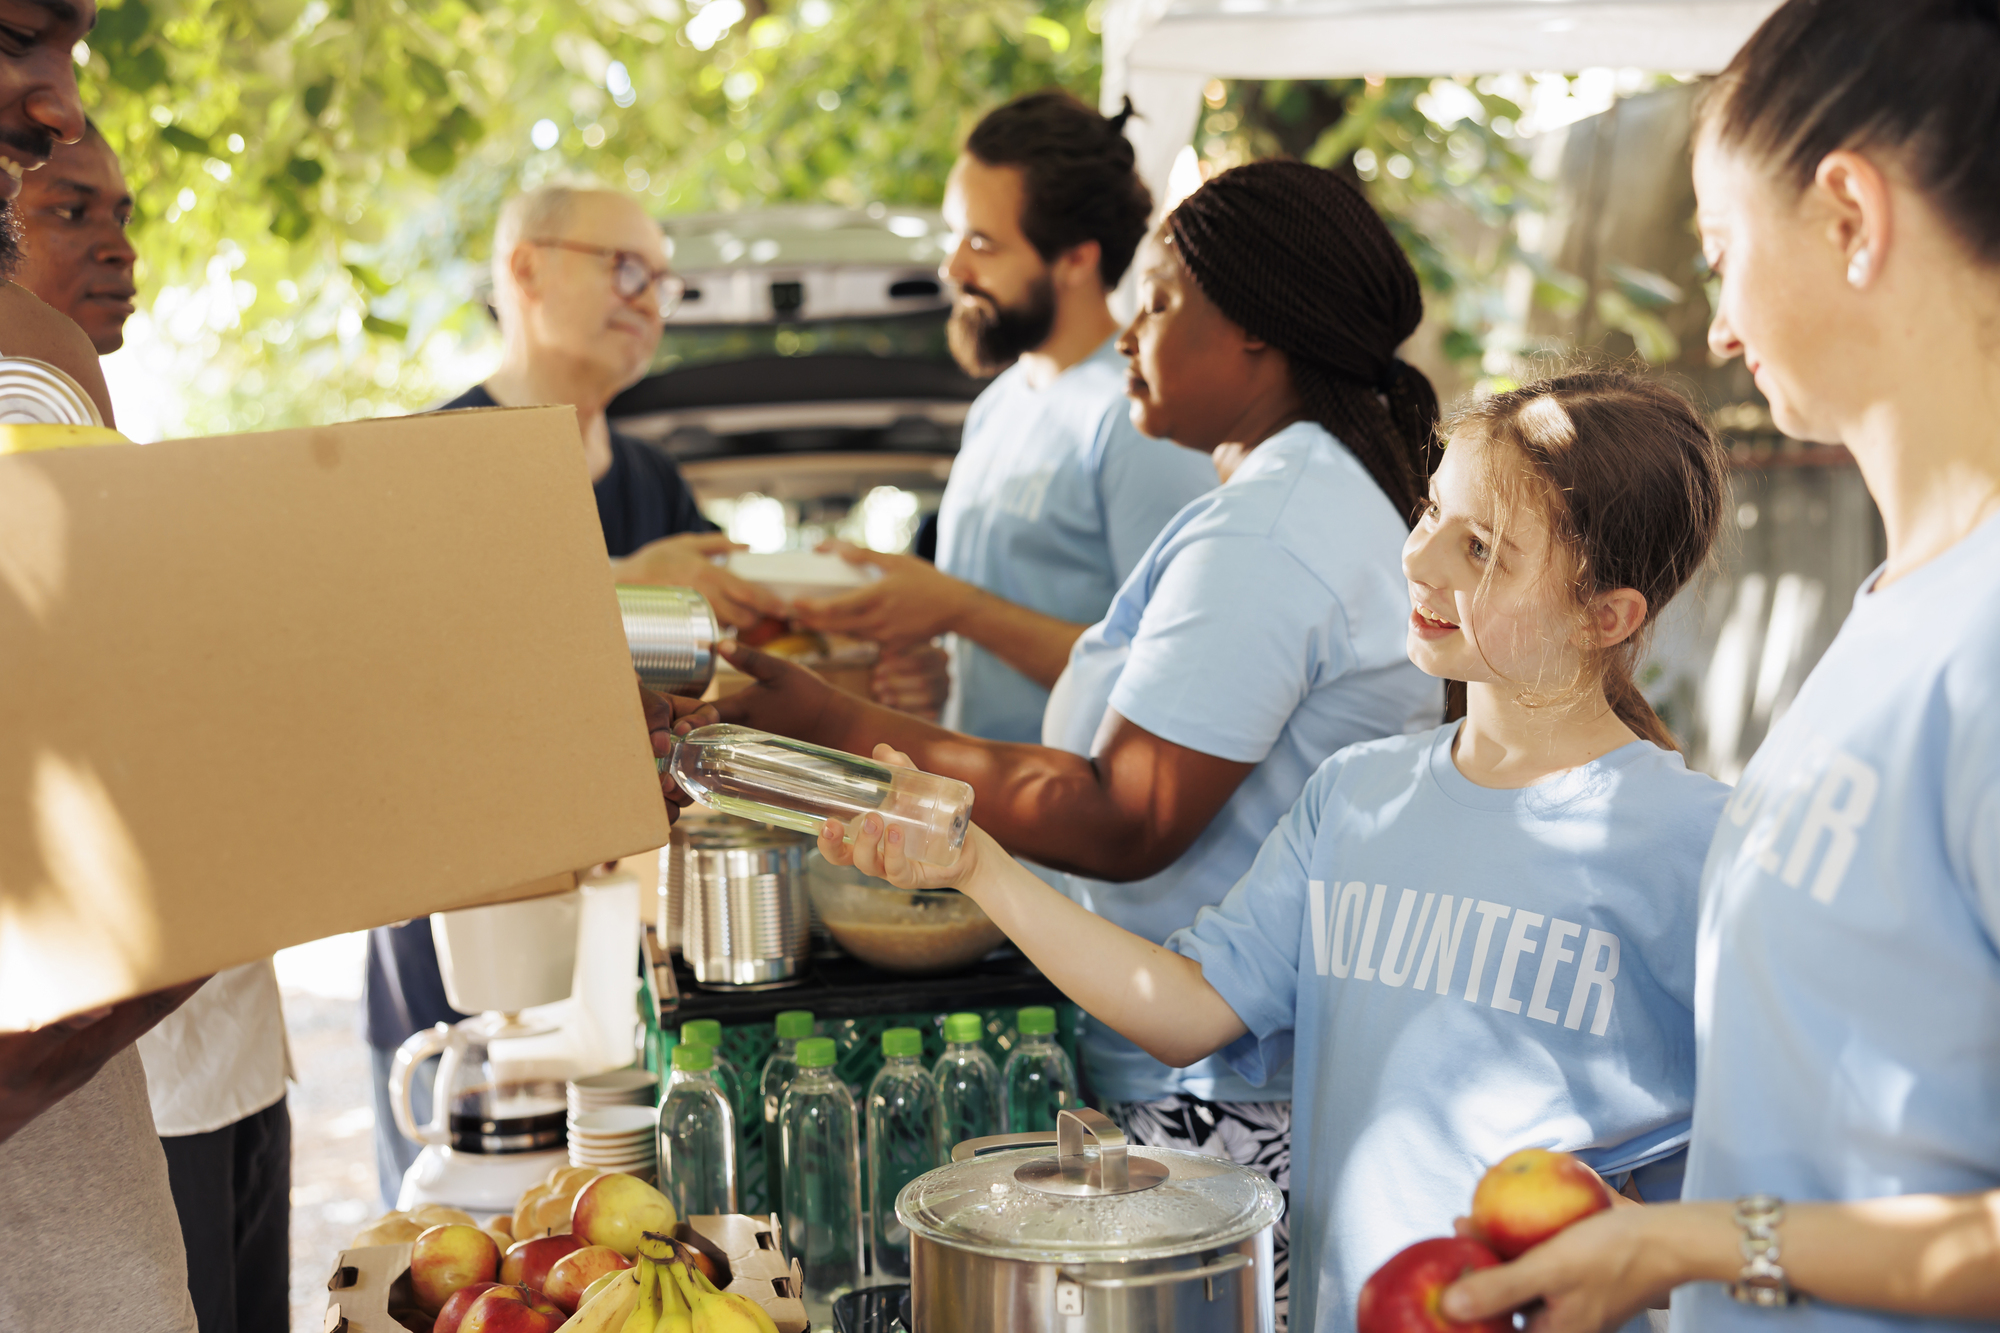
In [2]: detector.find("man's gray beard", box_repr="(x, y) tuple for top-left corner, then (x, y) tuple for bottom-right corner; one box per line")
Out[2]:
(0, 197), (19, 280)
(946, 273), (1058, 378)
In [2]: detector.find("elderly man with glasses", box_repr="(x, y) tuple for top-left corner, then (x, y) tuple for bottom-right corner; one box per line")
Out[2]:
(438, 181), (778, 624)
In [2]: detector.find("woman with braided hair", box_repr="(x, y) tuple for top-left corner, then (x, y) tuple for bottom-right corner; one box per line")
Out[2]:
(1150, 157), (1440, 524)
(712, 158), (1443, 1324)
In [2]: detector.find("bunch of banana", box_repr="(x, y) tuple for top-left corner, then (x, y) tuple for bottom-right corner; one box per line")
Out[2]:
(607, 1230), (780, 1333)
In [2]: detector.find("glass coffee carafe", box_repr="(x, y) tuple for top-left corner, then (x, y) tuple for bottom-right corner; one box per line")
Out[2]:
(390, 1010), (569, 1154)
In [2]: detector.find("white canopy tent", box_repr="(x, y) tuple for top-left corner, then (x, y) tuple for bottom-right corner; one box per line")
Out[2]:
(1100, 0), (1785, 204)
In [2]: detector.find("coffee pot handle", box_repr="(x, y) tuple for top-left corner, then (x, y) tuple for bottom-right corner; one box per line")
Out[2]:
(389, 1022), (454, 1147)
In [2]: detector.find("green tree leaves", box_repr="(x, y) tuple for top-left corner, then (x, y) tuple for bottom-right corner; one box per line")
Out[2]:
(79, 0), (1100, 434)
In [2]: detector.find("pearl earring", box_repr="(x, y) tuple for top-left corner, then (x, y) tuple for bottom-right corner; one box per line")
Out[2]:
(1847, 248), (1872, 288)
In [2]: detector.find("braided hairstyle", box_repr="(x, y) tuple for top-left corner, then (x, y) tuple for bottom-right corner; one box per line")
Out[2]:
(1167, 160), (1440, 524)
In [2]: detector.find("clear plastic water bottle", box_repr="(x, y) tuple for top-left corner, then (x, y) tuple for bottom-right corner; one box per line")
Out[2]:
(662, 724), (974, 865)
(865, 1028), (941, 1279)
(780, 1037), (863, 1327)
(1003, 1005), (1078, 1133)
(932, 1012), (1002, 1156)
(681, 1018), (747, 1125)
(761, 1009), (814, 1221)
(659, 1042), (738, 1216)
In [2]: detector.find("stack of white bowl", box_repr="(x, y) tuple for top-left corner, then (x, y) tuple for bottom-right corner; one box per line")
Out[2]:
(566, 1069), (659, 1180)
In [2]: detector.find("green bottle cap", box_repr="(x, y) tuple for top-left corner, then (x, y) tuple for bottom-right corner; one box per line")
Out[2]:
(943, 1012), (983, 1045)
(774, 1010), (815, 1040)
(1017, 1006), (1057, 1037)
(681, 1019), (723, 1047)
(881, 1027), (923, 1059)
(795, 1037), (837, 1069)
(672, 1042), (714, 1073)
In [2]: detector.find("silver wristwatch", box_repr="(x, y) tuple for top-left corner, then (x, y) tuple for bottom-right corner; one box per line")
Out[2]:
(1729, 1194), (1800, 1306)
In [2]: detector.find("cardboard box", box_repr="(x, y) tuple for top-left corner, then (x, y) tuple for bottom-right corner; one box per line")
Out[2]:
(324, 1216), (806, 1333)
(0, 406), (673, 1028)
(687, 1212), (809, 1333)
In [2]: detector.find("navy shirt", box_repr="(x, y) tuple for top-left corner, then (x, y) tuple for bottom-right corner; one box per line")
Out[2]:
(362, 382), (713, 1049)
(437, 382), (715, 556)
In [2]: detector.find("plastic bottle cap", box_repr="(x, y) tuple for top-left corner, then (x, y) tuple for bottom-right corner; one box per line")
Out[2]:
(774, 1010), (815, 1040)
(795, 1037), (838, 1069)
(681, 1018), (723, 1047)
(672, 1042), (714, 1073)
(881, 1027), (923, 1059)
(1016, 1006), (1057, 1036)
(943, 1012), (982, 1045)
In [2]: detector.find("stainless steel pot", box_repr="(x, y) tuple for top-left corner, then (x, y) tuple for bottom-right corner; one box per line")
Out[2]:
(899, 1108), (1282, 1333)
(678, 819), (813, 986)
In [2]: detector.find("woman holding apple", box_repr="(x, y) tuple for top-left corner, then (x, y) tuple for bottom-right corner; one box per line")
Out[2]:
(1439, 1), (2000, 1328)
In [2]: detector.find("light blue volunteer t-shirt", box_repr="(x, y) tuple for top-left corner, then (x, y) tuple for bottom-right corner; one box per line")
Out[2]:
(935, 337), (1216, 743)
(1678, 512), (2000, 1333)
(1042, 420), (1438, 1104)
(1174, 724), (1729, 1333)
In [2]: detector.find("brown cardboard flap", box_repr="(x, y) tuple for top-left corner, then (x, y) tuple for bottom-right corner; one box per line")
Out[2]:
(0, 406), (672, 1028)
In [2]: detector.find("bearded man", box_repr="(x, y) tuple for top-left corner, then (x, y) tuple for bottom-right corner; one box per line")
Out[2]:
(787, 90), (1215, 743)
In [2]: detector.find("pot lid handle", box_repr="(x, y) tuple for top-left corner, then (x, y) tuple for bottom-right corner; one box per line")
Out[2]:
(1059, 1108), (1127, 1190)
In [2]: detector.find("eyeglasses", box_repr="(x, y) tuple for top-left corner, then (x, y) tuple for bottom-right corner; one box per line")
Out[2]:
(530, 239), (687, 317)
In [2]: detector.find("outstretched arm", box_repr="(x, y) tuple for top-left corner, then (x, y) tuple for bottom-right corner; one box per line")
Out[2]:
(1442, 1191), (2000, 1333)
(821, 745), (1249, 1068)
(790, 543), (1085, 689)
(713, 642), (1254, 882)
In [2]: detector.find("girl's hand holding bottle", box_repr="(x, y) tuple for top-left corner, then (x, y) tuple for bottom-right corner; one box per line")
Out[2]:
(813, 743), (992, 893)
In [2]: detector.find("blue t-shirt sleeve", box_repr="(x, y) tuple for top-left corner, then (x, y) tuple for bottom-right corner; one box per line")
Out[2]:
(1167, 763), (1335, 1085)
(1108, 535), (1345, 764)
(1093, 410), (1217, 587)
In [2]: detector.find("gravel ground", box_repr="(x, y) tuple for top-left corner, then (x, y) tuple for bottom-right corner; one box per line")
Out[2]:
(277, 935), (380, 1333)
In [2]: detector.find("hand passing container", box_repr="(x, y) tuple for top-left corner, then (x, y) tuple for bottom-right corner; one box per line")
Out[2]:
(660, 724), (973, 866)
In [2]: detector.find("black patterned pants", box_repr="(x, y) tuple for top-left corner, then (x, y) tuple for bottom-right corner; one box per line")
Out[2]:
(1106, 1096), (1291, 1333)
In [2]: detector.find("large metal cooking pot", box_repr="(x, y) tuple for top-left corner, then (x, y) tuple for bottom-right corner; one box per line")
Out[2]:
(898, 1108), (1282, 1332)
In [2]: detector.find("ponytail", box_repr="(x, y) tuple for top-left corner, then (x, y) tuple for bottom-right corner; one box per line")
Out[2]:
(1605, 665), (1678, 752)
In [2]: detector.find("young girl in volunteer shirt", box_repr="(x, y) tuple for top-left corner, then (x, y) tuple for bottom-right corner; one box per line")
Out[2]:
(815, 369), (1732, 1333)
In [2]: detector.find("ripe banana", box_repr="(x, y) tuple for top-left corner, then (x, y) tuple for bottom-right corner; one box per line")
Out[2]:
(657, 1254), (694, 1333)
(667, 1260), (780, 1333)
(565, 1268), (643, 1333)
(0, 423), (128, 454)
(620, 1257), (662, 1333)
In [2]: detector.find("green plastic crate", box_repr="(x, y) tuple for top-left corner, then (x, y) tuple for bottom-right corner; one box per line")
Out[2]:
(650, 1005), (1081, 1216)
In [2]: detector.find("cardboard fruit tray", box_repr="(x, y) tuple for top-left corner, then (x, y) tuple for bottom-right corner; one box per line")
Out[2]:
(323, 1214), (806, 1333)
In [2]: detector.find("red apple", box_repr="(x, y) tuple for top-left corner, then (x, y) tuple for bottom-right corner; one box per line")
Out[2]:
(1469, 1147), (1611, 1258)
(458, 1284), (565, 1333)
(409, 1224), (502, 1315)
(543, 1244), (635, 1313)
(569, 1172), (676, 1259)
(432, 1282), (500, 1333)
(499, 1233), (585, 1293)
(1357, 1237), (1510, 1333)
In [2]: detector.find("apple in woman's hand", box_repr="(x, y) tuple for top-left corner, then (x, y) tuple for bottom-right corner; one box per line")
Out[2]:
(1469, 1148), (1611, 1258)
(1357, 1237), (1510, 1333)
